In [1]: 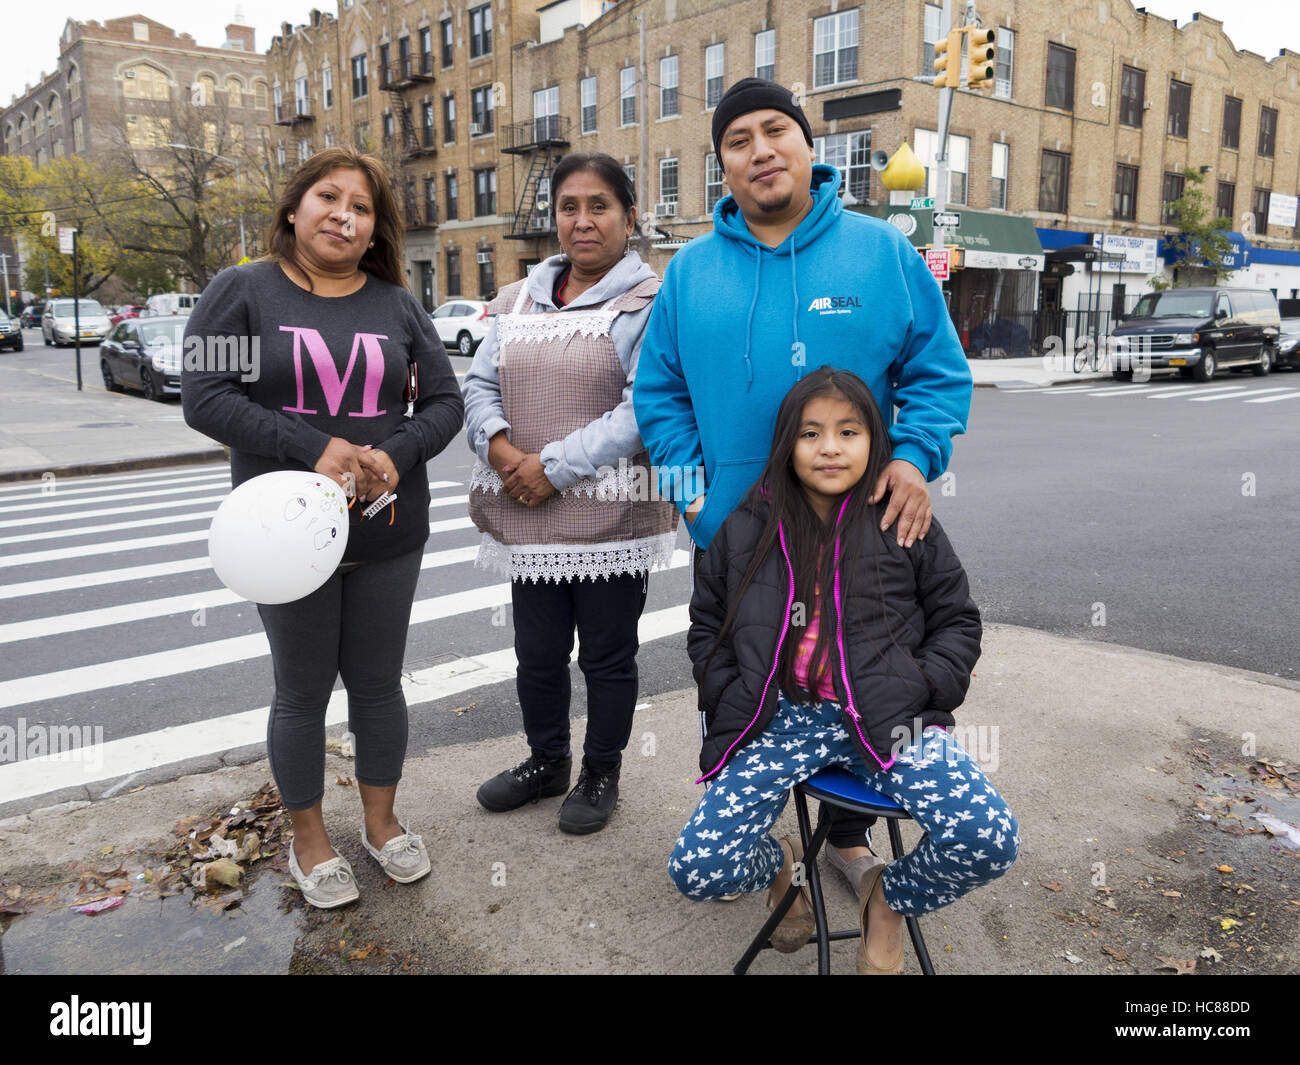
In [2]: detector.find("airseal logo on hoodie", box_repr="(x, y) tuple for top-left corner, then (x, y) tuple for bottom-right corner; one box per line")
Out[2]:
(808, 296), (861, 315)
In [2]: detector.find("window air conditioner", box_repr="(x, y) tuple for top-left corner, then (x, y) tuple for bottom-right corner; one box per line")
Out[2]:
(655, 201), (677, 218)
(469, 122), (482, 135)
(476, 251), (492, 264)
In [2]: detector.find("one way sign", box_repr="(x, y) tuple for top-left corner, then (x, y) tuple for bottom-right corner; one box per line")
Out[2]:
(932, 211), (961, 229)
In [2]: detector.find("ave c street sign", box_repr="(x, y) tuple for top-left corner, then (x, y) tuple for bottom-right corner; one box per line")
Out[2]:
(933, 211), (961, 228)
(909, 197), (934, 209)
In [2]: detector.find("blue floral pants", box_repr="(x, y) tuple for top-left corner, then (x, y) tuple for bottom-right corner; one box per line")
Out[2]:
(668, 694), (1020, 916)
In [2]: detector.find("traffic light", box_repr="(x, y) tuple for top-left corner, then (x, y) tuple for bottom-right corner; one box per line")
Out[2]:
(966, 27), (997, 89)
(932, 29), (963, 89)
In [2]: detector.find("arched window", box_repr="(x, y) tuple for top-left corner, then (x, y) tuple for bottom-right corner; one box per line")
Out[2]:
(17, 116), (28, 146)
(3, 125), (14, 153)
(32, 105), (43, 134)
(48, 94), (62, 127)
(198, 74), (216, 106)
(254, 80), (269, 109)
(36, 146), (47, 167)
(227, 76), (244, 107)
(67, 64), (80, 101)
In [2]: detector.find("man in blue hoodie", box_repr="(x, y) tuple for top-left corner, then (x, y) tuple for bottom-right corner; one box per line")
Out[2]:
(634, 78), (973, 907)
(635, 78), (971, 553)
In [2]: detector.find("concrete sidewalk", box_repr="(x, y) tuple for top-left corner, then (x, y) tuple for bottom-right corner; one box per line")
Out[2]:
(2, 624), (1297, 975)
(0, 343), (1099, 481)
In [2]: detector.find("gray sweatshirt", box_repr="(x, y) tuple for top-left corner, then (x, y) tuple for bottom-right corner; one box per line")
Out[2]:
(181, 261), (464, 563)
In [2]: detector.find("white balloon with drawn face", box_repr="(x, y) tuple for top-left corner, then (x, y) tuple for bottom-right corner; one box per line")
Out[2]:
(208, 470), (350, 604)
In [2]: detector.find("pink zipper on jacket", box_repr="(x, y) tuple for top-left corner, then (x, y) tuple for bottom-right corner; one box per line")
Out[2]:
(694, 519), (797, 784)
(824, 492), (894, 770)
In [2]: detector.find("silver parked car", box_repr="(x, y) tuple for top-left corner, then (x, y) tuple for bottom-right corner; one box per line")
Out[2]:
(42, 298), (112, 347)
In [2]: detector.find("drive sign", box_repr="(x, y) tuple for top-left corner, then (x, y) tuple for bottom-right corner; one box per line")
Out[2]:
(925, 247), (950, 281)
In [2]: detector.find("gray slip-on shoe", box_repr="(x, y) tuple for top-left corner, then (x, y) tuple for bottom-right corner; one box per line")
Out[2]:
(289, 846), (360, 909)
(361, 823), (431, 884)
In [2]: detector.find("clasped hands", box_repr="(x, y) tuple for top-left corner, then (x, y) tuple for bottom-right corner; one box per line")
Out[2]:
(315, 437), (399, 503)
(488, 432), (554, 507)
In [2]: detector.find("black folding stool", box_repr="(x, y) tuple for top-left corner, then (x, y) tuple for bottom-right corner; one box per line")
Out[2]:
(734, 765), (936, 975)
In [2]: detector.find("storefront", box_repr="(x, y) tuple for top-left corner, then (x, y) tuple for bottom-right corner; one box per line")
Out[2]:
(863, 206), (1044, 356)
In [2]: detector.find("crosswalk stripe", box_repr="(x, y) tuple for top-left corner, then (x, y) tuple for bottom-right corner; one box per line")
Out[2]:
(1084, 385), (1153, 395)
(0, 476), (463, 517)
(0, 494), (470, 548)
(0, 528), (209, 568)
(1186, 388), (1254, 402)
(0, 538), (482, 603)
(0, 513), (474, 569)
(1143, 386), (1201, 398)
(0, 494), (228, 532)
(1191, 386), (1293, 402)
(0, 465), (228, 497)
(0, 481), (240, 516)
(0, 603), (691, 804)
(1039, 384), (1097, 393)
(0, 469), (229, 507)
(0, 540), (478, 642)
(0, 552), (689, 710)
(1243, 390), (1300, 403)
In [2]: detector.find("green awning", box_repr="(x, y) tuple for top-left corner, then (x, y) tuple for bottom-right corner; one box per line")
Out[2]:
(856, 205), (1045, 271)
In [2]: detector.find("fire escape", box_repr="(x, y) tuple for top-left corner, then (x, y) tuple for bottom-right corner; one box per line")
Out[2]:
(379, 45), (437, 229)
(501, 115), (570, 241)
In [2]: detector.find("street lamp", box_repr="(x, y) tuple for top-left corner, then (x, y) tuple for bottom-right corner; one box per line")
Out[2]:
(168, 142), (247, 261)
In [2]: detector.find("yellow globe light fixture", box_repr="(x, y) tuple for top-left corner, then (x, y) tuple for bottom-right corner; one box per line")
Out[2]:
(880, 142), (926, 192)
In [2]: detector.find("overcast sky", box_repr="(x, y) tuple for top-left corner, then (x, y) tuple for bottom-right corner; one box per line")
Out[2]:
(3, 1), (1296, 107)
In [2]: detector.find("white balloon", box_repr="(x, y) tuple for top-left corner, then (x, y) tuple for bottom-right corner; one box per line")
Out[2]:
(208, 471), (350, 604)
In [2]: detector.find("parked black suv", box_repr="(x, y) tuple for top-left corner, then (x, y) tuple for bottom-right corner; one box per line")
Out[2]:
(1110, 287), (1280, 382)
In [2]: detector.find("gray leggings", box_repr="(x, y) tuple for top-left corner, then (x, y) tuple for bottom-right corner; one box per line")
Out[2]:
(256, 547), (424, 810)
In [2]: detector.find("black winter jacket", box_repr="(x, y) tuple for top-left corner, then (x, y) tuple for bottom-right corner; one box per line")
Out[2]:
(688, 499), (981, 780)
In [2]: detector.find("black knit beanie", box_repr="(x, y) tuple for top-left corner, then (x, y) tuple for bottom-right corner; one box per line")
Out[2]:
(711, 77), (814, 159)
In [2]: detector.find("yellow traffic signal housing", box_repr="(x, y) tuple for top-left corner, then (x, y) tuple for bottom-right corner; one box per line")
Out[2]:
(932, 29), (963, 88)
(966, 27), (996, 89)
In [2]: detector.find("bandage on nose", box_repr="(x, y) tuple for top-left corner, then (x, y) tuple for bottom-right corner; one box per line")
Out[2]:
(340, 212), (356, 237)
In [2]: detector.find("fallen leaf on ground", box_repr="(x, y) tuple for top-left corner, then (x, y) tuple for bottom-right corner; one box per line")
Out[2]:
(198, 858), (242, 888)
(1161, 890), (1182, 898)
(5, 885), (20, 899)
(1041, 880), (1063, 892)
(1200, 947), (1222, 963)
(1155, 956), (1196, 974)
(336, 776), (354, 787)
(1219, 917), (1241, 931)
(1100, 897), (1117, 909)
(1217, 864), (1234, 873)
(72, 897), (125, 915)
(1060, 952), (1083, 964)
(1102, 946), (1130, 962)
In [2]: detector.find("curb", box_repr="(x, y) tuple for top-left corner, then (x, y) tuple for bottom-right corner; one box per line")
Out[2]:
(0, 448), (228, 484)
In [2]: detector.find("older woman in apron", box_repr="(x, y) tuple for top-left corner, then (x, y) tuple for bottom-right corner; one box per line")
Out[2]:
(462, 152), (677, 834)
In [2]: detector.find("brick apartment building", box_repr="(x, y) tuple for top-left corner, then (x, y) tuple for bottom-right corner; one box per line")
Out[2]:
(267, 2), (541, 309)
(2, 16), (268, 166)
(9, 3), (1300, 337)
(510, 0), (1300, 348)
(1, 15), (270, 299)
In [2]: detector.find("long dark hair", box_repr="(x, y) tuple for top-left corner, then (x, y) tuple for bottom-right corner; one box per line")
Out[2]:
(264, 147), (406, 290)
(709, 367), (895, 701)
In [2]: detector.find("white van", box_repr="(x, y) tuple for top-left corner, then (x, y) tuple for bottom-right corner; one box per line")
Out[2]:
(143, 292), (200, 318)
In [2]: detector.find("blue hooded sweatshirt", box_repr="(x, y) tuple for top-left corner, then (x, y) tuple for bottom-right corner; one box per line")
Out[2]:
(634, 164), (972, 549)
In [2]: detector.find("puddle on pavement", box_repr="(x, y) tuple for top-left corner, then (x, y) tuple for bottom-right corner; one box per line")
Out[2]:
(0, 870), (308, 975)
(1196, 761), (1300, 851)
